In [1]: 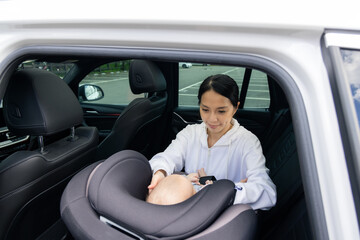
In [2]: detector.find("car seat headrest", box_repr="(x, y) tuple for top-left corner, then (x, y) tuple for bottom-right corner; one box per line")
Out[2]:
(3, 69), (83, 136)
(88, 150), (236, 239)
(129, 60), (167, 94)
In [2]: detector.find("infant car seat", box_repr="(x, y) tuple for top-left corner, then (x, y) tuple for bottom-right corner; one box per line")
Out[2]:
(61, 150), (257, 240)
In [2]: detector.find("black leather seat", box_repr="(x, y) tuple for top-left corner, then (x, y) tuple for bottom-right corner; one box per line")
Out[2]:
(96, 60), (168, 160)
(258, 110), (311, 239)
(61, 150), (257, 240)
(0, 69), (99, 240)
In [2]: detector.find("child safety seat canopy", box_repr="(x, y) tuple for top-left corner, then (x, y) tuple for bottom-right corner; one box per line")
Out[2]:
(60, 150), (257, 240)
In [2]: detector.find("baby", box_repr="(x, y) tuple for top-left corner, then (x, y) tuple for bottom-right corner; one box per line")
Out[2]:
(146, 174), (197, 205)
(146, 168), (247, 205)
(146, 168), (215, 205)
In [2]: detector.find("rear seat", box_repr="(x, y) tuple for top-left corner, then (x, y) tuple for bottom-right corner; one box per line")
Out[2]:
(258, 109), (313, 239)
(261, 108), (291, 153)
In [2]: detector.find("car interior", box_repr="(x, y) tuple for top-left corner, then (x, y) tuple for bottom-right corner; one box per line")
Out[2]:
(0, 68), (99, 240)
(61, 149), (258, 240)
(96, 60), (169, 160)
(0, 55), (312, 239)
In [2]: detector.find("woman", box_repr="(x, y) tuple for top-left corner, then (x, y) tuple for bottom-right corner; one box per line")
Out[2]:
(148, 74), (276, 210)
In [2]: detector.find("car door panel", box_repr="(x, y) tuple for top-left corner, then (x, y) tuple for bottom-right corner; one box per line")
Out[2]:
(81, 103), (126, 141)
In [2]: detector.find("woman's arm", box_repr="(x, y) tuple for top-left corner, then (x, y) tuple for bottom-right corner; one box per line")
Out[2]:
(149, 125), (193, 187)
(233, 138), (277, 210)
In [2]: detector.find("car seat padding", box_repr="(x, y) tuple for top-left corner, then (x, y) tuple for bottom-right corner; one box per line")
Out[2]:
(87, 150), (236, 239)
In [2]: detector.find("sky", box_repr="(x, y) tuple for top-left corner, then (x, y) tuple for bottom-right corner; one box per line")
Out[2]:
(342, 49), (360, 127)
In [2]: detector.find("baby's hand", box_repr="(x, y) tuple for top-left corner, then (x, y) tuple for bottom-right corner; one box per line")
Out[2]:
(204, 180), (214, 185)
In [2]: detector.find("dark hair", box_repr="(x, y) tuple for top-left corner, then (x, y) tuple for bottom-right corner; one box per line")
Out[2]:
(197, 74), (239, 107)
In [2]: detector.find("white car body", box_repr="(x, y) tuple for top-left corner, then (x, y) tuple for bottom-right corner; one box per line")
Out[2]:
(0, 1), (360, 239)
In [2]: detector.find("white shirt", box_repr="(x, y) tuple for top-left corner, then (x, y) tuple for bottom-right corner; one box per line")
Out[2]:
(150, 119), (276, 210)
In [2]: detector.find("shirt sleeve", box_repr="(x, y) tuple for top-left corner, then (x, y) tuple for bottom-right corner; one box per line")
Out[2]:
(149, 125), (191, 176)
(233, 137), (277, 210)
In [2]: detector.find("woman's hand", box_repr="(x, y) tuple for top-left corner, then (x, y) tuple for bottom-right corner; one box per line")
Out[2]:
(187, 168), (207, 186)
(197, 168), (207, 177)
(187, 172), (200, 184)
(148, 170), (166, 194)
(240, 178), (248, 183)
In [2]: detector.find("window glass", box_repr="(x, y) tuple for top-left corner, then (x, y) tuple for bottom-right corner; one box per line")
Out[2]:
(18, 60), (143, 106)
(18, 60), (74, 79)
(341, 49), (360, 127)
(178, 63), (270, 108)
(244, 70), (270, 108)
(79, 60), (144, 105)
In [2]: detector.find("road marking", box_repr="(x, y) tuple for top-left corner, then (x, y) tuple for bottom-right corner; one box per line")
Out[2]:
(82, 77), (128, 85)
(179, 67), (239, 92)
(180, 88), (268, 94)
(222, 68), (239, 75)
(179, 93), (269, 101)
(179, 81), (202, 92)
(179, 93), (197, 96)
(246, 97), (270, 101)
(249, 84), (268, 87)
(248, 89), (269, 93)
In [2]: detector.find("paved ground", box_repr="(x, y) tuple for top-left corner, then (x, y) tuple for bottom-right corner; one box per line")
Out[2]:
(80, 65), (270, 108)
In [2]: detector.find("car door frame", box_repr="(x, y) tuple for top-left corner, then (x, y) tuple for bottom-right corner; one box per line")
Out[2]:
(323, 31), (360, 229)
(0, 45), (326, 240)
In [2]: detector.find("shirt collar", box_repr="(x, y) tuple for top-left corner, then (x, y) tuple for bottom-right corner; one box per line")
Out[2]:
(200, 119), (240, 148)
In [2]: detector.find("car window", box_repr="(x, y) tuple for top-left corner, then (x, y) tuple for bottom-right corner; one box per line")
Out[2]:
(79, 60), (144, 105)
(341, 49), (360, 128)
(243, 70), (270, 108)
(18, 60), (143, 106)
(18, 60), (74, 79)
(178, 63), (270, 108)
(333, 47), (360, 228)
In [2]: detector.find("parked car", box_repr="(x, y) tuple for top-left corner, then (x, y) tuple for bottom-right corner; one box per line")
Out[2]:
(179, 62), (192, 68)
(0, 1), (359, 240)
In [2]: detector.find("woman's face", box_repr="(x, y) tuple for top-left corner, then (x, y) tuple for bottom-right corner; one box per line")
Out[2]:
(200, 90), (238, 137)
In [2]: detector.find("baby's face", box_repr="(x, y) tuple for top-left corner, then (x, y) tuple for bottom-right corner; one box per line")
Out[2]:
(146, 175), (195, 205)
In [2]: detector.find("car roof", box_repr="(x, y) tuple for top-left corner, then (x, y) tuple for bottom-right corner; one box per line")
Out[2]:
(1, 0), (359, 31)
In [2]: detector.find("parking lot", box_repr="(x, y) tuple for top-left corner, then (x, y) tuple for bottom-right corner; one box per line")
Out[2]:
(178, 65), (269, 107)
(81, 65), (270, 108)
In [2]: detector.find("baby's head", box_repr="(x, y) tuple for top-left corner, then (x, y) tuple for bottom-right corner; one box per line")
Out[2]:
(146, 174), (196, 205)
